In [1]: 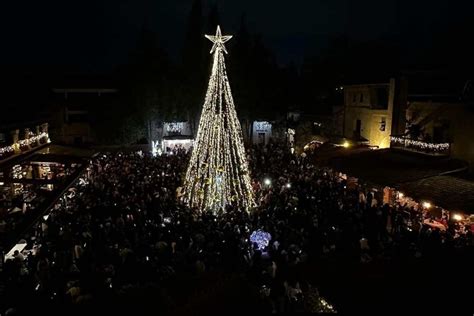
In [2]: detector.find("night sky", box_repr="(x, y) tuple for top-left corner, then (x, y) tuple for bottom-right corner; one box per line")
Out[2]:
(1, 0), (473, 70)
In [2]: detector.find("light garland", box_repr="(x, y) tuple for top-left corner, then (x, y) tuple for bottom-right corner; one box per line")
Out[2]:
(254, 121), (272, 132)
(183, 26), (255, 211)
(303, 286), (337, 313)
(18, 132), (50, 148)
(0, 145), (14, 156)
(166, 122), (184, 134)
(151, 140), (162, 157)
(390, 136), (450, 152)
(250, 230), (272, 250)
(1, 132), (50, 157)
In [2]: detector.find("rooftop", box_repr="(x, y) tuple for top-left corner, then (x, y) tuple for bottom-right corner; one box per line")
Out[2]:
(397, 176), (474, 213)
(324, 148), (474, 212)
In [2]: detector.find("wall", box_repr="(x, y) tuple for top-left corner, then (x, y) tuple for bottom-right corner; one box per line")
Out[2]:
(450, 109), (474, 169)
(343, 79), (395, 148)
(407, 101), (474, 169)
(60, 122), (92, 145)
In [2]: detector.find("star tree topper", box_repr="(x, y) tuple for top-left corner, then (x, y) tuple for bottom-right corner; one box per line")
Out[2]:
(205, 25), (233, 54)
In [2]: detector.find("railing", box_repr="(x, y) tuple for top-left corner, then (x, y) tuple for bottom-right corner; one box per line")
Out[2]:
(0, 133), (51, 160)
(390, 135), (450, 156)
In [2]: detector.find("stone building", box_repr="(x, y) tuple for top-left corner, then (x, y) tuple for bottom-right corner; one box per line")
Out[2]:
(342, 78), (407, 148)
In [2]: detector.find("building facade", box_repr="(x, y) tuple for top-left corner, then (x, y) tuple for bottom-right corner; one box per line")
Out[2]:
(251, 121), (273, 146)
(51, 88), (118, 145)
(343, 79), (399, 148)
(400, 97), (474, 167)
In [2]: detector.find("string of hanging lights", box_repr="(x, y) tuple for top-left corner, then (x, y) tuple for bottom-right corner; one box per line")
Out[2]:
(183, 26), (254, 211)
(390, 136), (450, 152)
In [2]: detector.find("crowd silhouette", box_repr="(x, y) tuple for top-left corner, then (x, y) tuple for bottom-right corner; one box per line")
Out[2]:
(3, 142), (474, 314)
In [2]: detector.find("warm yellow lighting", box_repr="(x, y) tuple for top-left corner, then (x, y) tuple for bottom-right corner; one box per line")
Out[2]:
(343, 141), (350, 148)
(398, 192), (404, 198)
(452, 213), (463, 221)
(183, 26), (254, 211)
(422, 202), (431, 209)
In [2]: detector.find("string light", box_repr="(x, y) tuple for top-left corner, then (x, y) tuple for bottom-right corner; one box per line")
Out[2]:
(0, 145), (14, 156)
(18, 132), (50, 147)
(1, 132), (50, 158)
(166, 122), (184, 134)
(390, 136), (449, 152)
(183, 26), (254, 211)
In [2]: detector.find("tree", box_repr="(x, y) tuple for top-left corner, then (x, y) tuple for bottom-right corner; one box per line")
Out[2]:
(184, 26), (254, 211)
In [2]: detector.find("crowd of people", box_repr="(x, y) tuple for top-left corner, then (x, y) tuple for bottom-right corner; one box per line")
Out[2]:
(2, 142), (474, 314)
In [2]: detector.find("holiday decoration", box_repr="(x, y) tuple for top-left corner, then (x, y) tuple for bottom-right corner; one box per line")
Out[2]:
(390, 136), (450, 153)
(0, 132), (50, 158)
(250, 230), (272, 250)
(183, 26), (254, 211)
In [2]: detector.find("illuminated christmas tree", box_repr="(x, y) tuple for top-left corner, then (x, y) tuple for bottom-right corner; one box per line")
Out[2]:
(184, 25), (254, 211)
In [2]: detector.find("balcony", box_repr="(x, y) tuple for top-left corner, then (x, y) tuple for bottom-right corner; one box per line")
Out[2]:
(390, 135), (450, 156)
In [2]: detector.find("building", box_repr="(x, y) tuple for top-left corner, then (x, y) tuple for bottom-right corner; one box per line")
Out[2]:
(50, 87), (119, 145)
(342, 78), (406, 148)
(161, 121), (194, 153)
(393, 93), (474, 168)
(251, 121), (273, 145)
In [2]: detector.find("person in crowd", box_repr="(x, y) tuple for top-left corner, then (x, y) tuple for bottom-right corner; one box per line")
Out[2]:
(2, 142), (472, 314)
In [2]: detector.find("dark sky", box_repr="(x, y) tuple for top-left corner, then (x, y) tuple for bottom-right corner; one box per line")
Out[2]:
(0, 0), (473, 71)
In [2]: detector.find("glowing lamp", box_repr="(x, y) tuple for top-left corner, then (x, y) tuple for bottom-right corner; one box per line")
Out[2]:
(286, 183), (291, 189)
(422, 202), (431, 209)
(343, 141), (350, 148)
(452, 214), (463, 221)
(264, 178), (271, 186)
